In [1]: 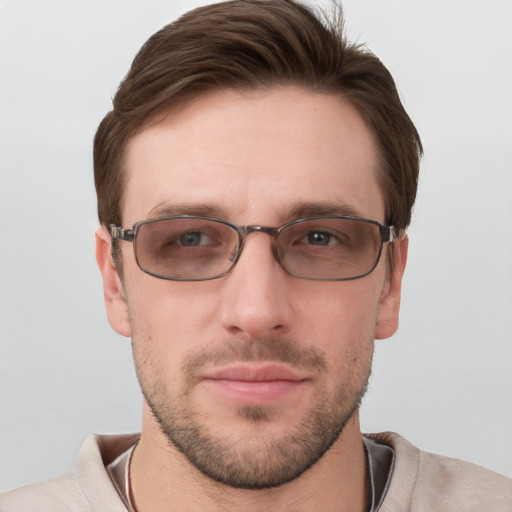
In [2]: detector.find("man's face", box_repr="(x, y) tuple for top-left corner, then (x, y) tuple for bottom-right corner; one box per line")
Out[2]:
(97, 86), (406, 489)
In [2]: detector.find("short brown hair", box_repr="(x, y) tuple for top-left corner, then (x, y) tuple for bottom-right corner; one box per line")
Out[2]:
(94, 0), (422, 237)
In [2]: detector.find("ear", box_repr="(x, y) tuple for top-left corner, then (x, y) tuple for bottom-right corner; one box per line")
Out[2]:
(95, 226), (131, 337)
(374, 235), (409, 340)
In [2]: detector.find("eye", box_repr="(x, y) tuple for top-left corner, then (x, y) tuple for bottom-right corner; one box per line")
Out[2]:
(305, 231), (333, 246)
(178, 231), (212, 246)
(302, 230), (348, 246)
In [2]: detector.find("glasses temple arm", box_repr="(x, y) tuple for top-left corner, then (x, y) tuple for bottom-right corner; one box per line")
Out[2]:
(382, 226), (396, 243)
(110, 225), (135, 242)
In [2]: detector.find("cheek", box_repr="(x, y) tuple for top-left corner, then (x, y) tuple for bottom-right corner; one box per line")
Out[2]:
(124, 276), (222, 364)
(294, 281), (381, 341)
(126, 267), (217, 322)
(292, 282), (381, 380)
(128, 296), (191, 399)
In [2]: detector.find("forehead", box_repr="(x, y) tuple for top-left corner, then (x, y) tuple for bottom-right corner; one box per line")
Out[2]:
(122, 86), (384, 225)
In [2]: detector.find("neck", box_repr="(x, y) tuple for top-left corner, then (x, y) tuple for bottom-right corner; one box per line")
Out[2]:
(130, 405), (368, 512)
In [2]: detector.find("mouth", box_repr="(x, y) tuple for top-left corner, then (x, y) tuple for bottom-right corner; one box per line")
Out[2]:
(199, 364), (308, 405)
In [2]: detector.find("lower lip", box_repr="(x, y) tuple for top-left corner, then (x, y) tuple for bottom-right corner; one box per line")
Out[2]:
(202, 378), (305, 405)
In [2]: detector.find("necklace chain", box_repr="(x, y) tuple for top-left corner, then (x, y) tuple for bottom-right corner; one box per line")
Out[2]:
(125, 442), (376, 511)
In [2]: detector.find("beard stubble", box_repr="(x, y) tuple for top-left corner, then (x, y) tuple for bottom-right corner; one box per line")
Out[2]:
(133, 334), (373, 489)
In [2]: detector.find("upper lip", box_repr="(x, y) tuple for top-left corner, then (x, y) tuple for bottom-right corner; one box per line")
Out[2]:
(201, 364), (306, 382)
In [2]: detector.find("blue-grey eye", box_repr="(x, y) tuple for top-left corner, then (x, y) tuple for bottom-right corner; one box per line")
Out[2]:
(306, 231), (333, 246)
(179, 231), (206, 246)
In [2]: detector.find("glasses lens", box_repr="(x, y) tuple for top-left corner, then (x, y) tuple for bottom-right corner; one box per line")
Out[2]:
(135, 218), (239, 279)
(278, 218), (382, 280)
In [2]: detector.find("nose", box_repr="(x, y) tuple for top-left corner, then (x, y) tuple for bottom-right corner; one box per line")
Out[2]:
(219, 233), (294, 339)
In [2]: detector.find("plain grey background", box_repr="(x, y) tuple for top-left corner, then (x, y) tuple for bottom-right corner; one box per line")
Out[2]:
(1, 0), (511, 491)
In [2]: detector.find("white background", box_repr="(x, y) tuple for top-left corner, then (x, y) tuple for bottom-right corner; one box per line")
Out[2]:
(1, 0), (511, 491)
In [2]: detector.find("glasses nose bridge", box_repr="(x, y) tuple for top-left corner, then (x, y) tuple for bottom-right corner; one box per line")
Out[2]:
(239, 224), (280, 244)
(236, 224), (281, 260)
(243, 224), (278, 237)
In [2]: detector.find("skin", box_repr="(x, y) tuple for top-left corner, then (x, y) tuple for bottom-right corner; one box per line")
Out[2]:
(96, 86), (408, 511)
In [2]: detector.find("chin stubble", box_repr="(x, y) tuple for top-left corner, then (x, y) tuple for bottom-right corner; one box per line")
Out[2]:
(134, 336), (373, 489)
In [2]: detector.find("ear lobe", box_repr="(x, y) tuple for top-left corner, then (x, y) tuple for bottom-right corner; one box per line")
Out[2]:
(95, 226), (131, 337)
(374, 235), (409, 340)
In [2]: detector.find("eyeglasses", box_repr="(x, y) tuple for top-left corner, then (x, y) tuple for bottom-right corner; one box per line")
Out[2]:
(110, 215), (396, 281)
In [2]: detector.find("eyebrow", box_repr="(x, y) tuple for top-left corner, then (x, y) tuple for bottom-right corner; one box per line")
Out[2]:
(147, 203), (234, 220)
(278, 202), (361, 220)
(145, 201), (361, 223)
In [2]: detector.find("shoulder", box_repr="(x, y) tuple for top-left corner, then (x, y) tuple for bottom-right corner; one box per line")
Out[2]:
(0, 471), (92, 512)
(367, 432), (512, 512)
(0, 433), (139, 512)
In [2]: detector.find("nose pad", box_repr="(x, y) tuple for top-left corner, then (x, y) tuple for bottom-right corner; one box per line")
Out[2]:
(233, 232), (281, 275)
(270, 241), (283, 266)
(235, 226), (283, 269)
(227, 237), (246, 268)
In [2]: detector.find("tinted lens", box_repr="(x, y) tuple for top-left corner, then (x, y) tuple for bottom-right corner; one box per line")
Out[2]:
(135, 218), (239, 279)
(278, 218), (382, 280)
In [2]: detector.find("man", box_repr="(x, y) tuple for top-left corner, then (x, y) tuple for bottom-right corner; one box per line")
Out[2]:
(1, 0), (510, 510)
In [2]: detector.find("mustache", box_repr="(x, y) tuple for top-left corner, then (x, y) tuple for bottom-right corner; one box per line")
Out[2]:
(184, 336), (327, 376)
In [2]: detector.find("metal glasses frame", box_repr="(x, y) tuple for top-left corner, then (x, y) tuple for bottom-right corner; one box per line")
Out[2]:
(110, 215), (396, 282)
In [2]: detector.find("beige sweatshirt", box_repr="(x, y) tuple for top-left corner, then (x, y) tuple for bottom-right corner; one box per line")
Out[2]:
(1, 432), (510, 511)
